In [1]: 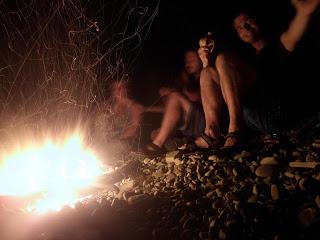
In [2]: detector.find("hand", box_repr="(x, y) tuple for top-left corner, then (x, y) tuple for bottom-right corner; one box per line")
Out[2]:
(159, 87), (175, 97)
(292, 0), (320, 16)
(198, 47), (210, 68)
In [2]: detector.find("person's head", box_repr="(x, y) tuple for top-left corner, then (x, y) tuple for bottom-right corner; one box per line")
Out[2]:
(111, 80), (129, 100)
(233, 13), (261, 44)
(183, 49), (202, 75)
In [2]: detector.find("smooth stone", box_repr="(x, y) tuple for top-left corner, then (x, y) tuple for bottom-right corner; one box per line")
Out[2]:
(260, 156), (279, 165)
(255, 165), (274, 178)
(233, 150), (251, 160)
(298, 207), (317, 226)
(247, 195), (258, 203)
(165, 151), (180, 163)
(208, 155), (219, 161)
(166, 173), (176, 183)
(284, 172), (295, 178)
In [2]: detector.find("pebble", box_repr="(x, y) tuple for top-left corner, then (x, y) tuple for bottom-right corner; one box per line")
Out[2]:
(298, 207), (317, 226)
(255, 165), (274, 177)
(260, 156), (279, 165)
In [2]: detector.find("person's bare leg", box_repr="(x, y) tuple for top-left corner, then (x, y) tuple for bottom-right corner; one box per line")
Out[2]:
(216, 53), (255, 147)
(153, 92), (191, 148)
(194, 67), (225, 148)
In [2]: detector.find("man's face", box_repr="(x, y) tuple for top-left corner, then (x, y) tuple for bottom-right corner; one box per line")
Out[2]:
(184, 50), (202, 75)
(233, 13), (260, 44)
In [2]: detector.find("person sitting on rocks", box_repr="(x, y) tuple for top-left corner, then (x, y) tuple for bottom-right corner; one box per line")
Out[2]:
(109, 79), (166, 141)
(193, 38), (254, 150)
(143, 49), (205, 154)
(109, 80), (146, 140)
(194, 0), (320, 149)
(231, 0), (320, 137)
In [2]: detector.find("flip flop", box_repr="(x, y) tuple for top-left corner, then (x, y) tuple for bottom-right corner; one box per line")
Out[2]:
(143, 142), (166, 157)
(219, 131), (246, 153)
(130, 142), (166, 158)
(187, 133), (224, 152)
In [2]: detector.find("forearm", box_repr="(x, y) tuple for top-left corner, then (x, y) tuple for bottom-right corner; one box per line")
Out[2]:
(145, 105), (164, 113)
(281, 12), (312, 51)
(159, 87), (175, 97)
(281, 0), (320, 51)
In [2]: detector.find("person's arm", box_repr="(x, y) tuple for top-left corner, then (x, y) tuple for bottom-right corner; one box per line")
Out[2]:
(159, 87), (175, 97)
(198, 47), (211, 68)
(281, 0), (320, 51)
(119, 102), (144, 139)
(144, 105), (164, 113)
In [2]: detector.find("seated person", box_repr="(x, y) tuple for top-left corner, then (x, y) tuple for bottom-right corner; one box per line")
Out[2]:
(143, 49), (205, 154)
(110, 80), (145, 140)
(232, 0), (320, 135)
(195, 0), (320, 150)
(194, 36), (255, 150)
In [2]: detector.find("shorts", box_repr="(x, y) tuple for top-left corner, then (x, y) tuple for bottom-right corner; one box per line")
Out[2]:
(179, 102), (205, 138)
(243, 98), (283, 134)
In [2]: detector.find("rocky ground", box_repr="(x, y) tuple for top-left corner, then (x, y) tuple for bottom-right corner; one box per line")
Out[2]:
(1, 114), (320, 240)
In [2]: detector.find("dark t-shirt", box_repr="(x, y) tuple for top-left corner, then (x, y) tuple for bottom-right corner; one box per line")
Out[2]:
(244, 39), (293, 133)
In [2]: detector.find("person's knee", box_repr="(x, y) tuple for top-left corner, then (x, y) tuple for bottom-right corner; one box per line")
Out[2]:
(200, 67), (216, 84)
(167, 91), (185, 102)
(166, 91), (192, 113)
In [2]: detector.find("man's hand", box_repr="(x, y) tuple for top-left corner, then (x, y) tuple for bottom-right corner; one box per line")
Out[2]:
(281, 0), (320, 51)
(159, 87), (175, 97)
(198, 47), (210, 68)
(292, 0), (320, 16)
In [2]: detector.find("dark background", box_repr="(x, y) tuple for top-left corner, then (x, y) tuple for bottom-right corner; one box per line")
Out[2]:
(137, 0), (320, 121)
(127, 0), (319, 108)
(0, 0), (319, 129)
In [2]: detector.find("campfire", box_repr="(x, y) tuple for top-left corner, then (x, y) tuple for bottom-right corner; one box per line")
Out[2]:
(0, 133), (110, 213)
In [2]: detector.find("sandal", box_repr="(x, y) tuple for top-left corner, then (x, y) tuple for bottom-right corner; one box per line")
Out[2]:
(187, 133), (224, 151)
(142, 142), (166, 156)
(220, 131), (245, 152)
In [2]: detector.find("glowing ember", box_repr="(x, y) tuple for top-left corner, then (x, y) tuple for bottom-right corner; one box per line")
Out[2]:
(0, 133), (107, 213)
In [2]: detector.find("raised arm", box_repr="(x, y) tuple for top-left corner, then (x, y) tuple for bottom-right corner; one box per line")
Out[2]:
(281, 0), (320, 51)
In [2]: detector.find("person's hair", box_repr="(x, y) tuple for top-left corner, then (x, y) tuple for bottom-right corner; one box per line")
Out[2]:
(232, 1), (288, 37)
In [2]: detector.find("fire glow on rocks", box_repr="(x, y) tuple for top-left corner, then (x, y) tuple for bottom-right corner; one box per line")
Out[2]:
(0, 133), (108, 213)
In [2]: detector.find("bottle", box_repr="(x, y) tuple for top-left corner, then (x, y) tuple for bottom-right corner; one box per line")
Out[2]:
(199, 32), (215, 53)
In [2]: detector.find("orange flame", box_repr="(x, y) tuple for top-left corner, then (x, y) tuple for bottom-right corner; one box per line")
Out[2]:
(0, 133), (107, 213)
